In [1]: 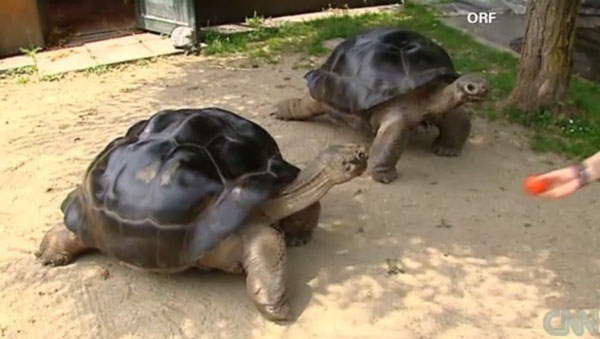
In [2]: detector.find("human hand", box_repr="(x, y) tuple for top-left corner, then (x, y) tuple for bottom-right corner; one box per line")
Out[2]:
(535, 166), (582, 199)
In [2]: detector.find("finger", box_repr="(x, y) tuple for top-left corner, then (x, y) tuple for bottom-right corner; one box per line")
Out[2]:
(538, 179), (580, 199)
(536, 168), (574, 181)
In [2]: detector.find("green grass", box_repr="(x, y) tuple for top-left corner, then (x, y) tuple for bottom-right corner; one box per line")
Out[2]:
(199, 1), (600, 159)
(40, 73), (65, 82)
(19, 46), (42, 57)
(245, 11), (266, 28)
(0, 55), (165, 84)
(0, 65), (36, 80)
(201, 9), (406, 57)
(16, 76), (29, 85)
(83, 65), (110, 75)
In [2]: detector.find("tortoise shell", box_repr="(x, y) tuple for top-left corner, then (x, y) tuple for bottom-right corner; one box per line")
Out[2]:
(62, 108), (299, 269)
(305, 27), (460, 115)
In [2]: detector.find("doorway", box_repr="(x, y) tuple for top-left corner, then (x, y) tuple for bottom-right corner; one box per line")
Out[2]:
(43, 0), (138, 49)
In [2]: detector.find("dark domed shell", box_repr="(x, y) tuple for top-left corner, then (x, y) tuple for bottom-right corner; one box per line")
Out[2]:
(64, 108), (299, 269)
(305, 27), (460, 114)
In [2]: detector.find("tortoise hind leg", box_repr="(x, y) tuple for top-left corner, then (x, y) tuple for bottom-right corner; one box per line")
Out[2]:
(276, 202), (320, 247)
(432, 108), (471, 156)
(35, 224), (92, 266)
(269, 92), (326, 121)
(38, 187), (94, 266)
(240, 222), (290, 323)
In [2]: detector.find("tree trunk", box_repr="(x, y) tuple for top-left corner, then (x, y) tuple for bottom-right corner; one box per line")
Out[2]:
(505, 0), (581, 113)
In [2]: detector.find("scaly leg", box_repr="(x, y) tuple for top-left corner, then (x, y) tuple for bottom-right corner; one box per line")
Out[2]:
(432, 108), (471, 156)
(367, 112), (407, 184)
(276, 202), (320, 247)
(270, 92), (326, 121)
(240, 223), (290, 322)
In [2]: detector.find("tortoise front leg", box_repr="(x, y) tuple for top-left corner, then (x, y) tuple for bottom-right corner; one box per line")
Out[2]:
(35, 224), (92, 266)
(240, 223), (290, 323)
(276, 201), (321, 247)
(432, 107), (471, 156)
(270, 92), (326, 121)
(367, 112), (407, 184)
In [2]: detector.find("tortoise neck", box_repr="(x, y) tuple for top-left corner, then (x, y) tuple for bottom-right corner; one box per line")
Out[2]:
(260, 160), (334, 223)
(426, 82), (463, 115)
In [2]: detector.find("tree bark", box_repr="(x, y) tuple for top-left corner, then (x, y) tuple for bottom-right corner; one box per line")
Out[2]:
(505, 0), (581, 113)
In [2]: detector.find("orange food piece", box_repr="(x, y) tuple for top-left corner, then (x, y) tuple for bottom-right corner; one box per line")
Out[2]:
(523, 176), (551, 195)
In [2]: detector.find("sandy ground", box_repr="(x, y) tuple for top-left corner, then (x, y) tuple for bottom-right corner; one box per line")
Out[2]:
(1, 54), (599, 339)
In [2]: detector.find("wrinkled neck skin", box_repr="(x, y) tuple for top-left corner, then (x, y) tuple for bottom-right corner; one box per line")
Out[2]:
(425, 82), (464, 115)
(258, 159), (334, 223)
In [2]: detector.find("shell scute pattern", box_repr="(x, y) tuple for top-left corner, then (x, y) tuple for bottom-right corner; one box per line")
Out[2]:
(63, 108), (299, 268)
(305, 28), (460, 114)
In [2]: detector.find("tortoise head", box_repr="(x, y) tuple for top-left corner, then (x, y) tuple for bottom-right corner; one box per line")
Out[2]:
(316, 144), (368, 184)
(454, 74), (489, 103)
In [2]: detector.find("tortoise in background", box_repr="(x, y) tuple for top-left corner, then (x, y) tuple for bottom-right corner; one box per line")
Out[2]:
(35, 108), (367, 322)
(271, 27), (489, 183)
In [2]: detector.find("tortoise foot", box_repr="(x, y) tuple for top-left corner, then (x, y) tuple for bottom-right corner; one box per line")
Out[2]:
(35, 225), (87, 267)
(278, 202), (319, 248)
(370, 168), (399, 184)
(36, 251), (74, 267)
(242, 224), (291, 323)
(258, 302), (292, 324)
(433, 141), (461, 157)
(285, 233), (312, 247)
(268, 93), (324, 121)
(413, 121), (436, 134)
(268, 99), (300, 121)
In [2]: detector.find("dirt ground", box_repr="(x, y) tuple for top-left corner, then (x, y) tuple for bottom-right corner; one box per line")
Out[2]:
(1, 54), (599, 339)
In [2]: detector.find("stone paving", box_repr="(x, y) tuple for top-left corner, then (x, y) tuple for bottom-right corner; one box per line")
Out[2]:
(0, 33), (181, 76)
(0, 55), (35, 72)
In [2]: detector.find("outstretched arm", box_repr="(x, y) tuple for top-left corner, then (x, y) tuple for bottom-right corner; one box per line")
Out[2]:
(583, 151), (600, 181)
(536, 150), (600, 199)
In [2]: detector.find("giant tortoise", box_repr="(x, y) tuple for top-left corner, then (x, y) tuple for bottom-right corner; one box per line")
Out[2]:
(271, 27), (489, 183)
(35, 107), (367, 322)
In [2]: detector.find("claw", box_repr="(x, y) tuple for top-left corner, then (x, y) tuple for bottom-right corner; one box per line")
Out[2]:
(433, 144), (461, 157)
(369, 169), (399, 184)
(285, 234), (312, 247)
(35, 225), (88, 267)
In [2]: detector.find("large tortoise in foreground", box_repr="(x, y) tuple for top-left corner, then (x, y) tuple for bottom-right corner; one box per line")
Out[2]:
(35, 108), (367, 322)
(271, 27), (489, 183)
